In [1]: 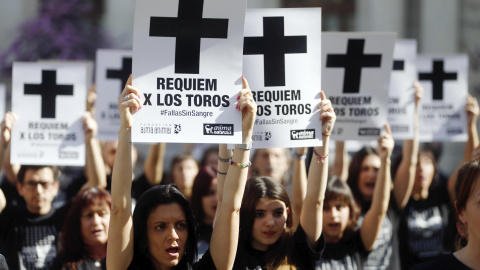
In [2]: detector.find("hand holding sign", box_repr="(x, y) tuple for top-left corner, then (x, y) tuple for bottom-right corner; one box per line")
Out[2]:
(377, 123), (394, 160)
(465, 93), (479, 126)
(82, 112), (98, 141)
(319, 91), (336, 137)
(118, 75), (141, 130)
(1, 112), (17, 146)
(413, 80), (424, 110)
(238, 77), (257, 142)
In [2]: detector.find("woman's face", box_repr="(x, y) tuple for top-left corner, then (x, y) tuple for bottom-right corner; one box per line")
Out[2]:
(414, 154), (435, 191)
(81, 201), (110, 248)
(201, 178), (218, 224)
(457, 176), (480, 246)
(357, 154), (381, 201)
(322, 198), (350, 243)
(173, 159), (199, 196)
(147, 203), (188, 269)
(250, 198), (289, 251)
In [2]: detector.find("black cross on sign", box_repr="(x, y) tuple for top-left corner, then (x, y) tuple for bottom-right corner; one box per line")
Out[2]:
(393, 60), (404, 71)
(244, 17), (307, 87)
(24, 70), (74, 119)
(106, 57), (132, 94)
(326, 39), (382, 94)
(149, 0), (229, 74)
(418, 60), (457, 100)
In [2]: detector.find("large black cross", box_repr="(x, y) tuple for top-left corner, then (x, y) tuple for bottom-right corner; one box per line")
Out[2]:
(244, 17), (307, 87)
(106, 57), (132, 94)
(24, 70), (74, 119)
(149, 0), (229, 74)
(393, 60), (405, 71)
(326, 39), (382, 94)
(418, 60), (457, 100)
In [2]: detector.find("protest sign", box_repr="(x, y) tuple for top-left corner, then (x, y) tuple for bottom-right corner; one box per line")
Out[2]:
(243, 8), (322, 148)
(417, 55), (468, 142)
(131, 0), (247, 143)
(322, 32), (395, 140)
(388, 39), (417, 140)
(11, 62), (87, 165)
(95, 49), (133, 141)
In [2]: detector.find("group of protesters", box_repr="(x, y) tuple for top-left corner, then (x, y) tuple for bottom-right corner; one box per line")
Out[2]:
(0, 75), (478, 270)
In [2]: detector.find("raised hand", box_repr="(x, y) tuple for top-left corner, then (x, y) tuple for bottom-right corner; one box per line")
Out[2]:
(1, 112), (17, 146)
(237, 76), (257, 141)
(413, 80), (424, 109)
(82, 111), (98, 141)
(319, 91), (335, 136)
(466, 93), (479, 125)
(117, 75), (141, 129)
(377, 123), (394, 160)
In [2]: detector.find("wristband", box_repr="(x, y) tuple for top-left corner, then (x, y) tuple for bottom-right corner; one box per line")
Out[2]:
(235, 142), (253, 151)
(230, 160), (251, 168)
(218, 156), (231, 163)
(312, 148), (329, 164)
(217, 171), (227, 175)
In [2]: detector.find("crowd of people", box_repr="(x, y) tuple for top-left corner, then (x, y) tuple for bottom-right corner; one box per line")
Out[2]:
(0, 75), (478, 270)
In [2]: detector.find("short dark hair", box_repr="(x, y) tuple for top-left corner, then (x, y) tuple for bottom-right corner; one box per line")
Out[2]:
(325, 176), (360, 240)
(346, 146), (378, 205)
(129, 184), (198, 269)
(17, 165), (60, 184)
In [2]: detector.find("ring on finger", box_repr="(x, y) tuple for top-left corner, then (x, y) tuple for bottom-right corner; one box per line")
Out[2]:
(124, 94), (130, 101)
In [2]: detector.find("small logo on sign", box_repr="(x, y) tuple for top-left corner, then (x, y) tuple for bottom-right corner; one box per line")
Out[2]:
(290, 129), (315, 140)
(265, 131), (272, 141)
(174, 124), (182, 134)
(358, 128), (380, 136)
(203, 124), (234, 136)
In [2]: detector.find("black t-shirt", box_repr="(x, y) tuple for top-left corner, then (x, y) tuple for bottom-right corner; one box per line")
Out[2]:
(128, 248), (216, 270)
(233, 225), (325, 270)
(317, 230), (369, 270)
(52, 255), (106, 270)
(0, 204), (69, 270)
(410, 253), (472, 270)
(196, 223), (213, 261)
(398, 183), (456, 269)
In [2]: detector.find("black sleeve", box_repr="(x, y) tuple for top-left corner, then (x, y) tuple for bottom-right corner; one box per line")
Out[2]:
(193, 249), (216, 270)
(292, 225), (325, 268)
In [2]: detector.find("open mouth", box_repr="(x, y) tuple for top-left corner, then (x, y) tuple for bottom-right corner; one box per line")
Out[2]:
(365, 183), (375, 189)
(263, 231), (276, 237)
(166, 247), (180, 255)
(328, 223), (340, 229)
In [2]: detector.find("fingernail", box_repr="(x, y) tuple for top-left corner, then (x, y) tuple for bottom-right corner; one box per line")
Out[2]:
(236, 105), (239, 110)
(242, 75), (244, 79)
(237, 95), (240, 100)
(139, 105), (142, 109)
(138, 94), (140, 98)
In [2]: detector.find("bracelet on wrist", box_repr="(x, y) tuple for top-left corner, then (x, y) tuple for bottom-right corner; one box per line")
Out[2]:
(218, 156), (231, 163)
(312, 148), (329, 164)
(230, 160), (251, 168)
(235, 142), (253, 151)
(217, 171), (228, 175)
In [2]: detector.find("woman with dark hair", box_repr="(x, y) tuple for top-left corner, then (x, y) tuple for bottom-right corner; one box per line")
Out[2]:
(221, 90), (334, 269)
(341, 82), (423, 270)
(53, 186), (111, 270)
(190, 165), (218, 259)
(397, 93), (479, 269)
(411, 158), (480, 269)
(107, 76), (256, 269)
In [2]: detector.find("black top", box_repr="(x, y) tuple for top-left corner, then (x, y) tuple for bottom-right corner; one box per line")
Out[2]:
(52, 256), (106, 270)
(398, 182), (456, 269)
(410, 253), (472, 270)
(128, 248), (216, 270)
(233, 225), (325, 270)
(0, 204), (69, 270)
(317, 230), (369, 270)
(196, 223), (213, 260)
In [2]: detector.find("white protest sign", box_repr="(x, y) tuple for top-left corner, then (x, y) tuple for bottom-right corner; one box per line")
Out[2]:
(0, 84), (5, 121)
(243, 8), (322, 149)
(388, 39), (417, 140)
(417, 55), (468, 142)
(131, 0), (247, 143)
(322, 32), (395, 140)
(95, 49), (132, 141)
(11, 62), (87, 166)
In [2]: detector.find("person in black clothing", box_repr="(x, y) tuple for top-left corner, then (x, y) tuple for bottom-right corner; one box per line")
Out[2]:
(107, 75), (256, 269)
(412, 158), (480, 270)
(53, 186), (111, 270)
(190, 165), (218, 260)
